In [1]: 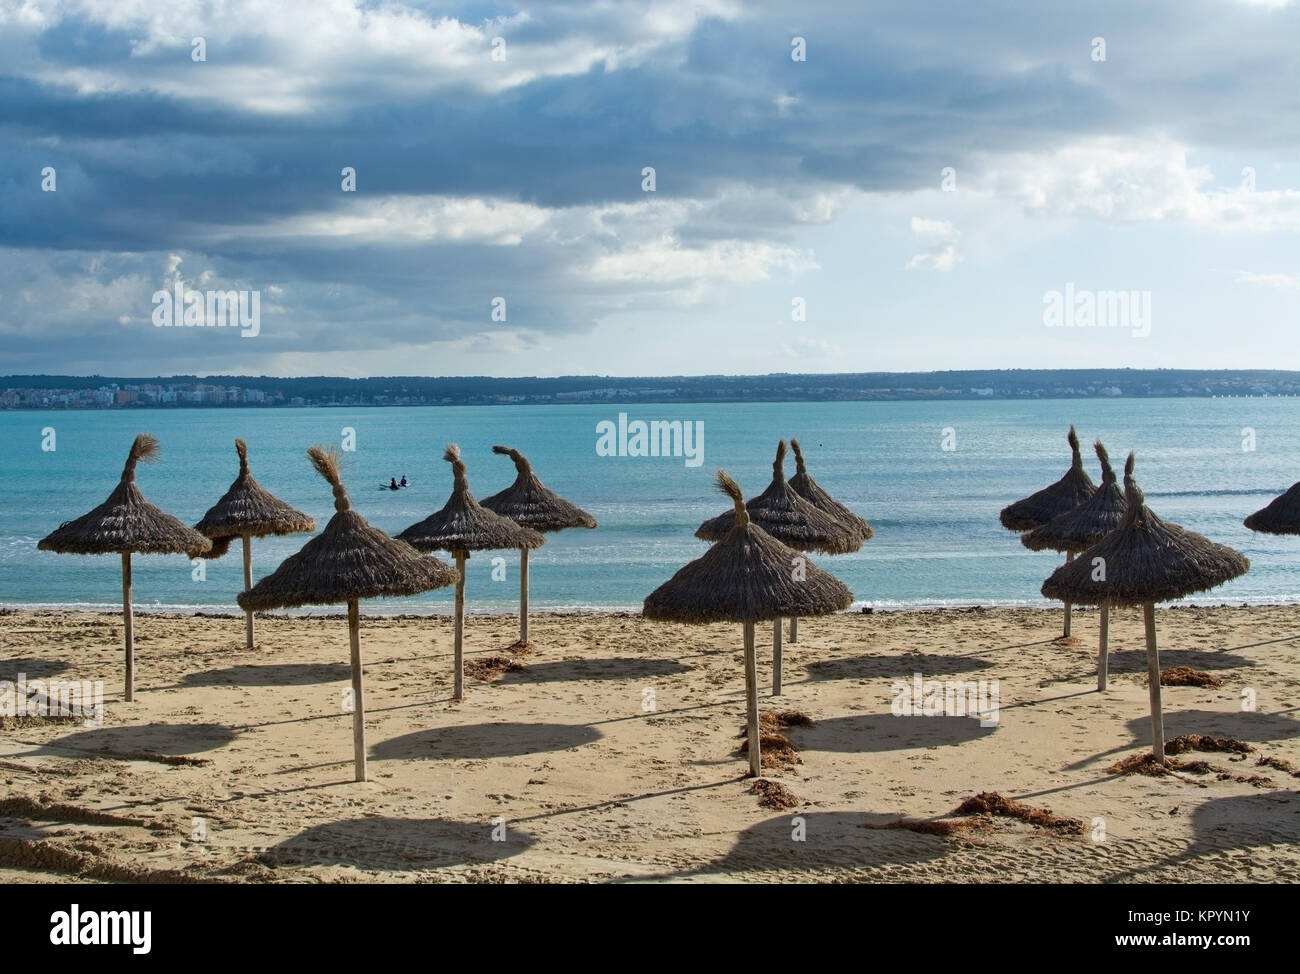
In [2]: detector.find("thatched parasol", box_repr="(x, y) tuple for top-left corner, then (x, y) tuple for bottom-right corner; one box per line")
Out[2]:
(1000, 425), (1097, 640)
(1042, 453), (1249, 761)
(195, 438), (316, 648)
(398, 444), (545, 701)
(789, 438), (873, 542)
(38, 434), (211, 702)
(1023, 441), (1128, 691)
(1244, 482), (1300, 536)
(696, 441), (861, 553)
(786, 437), (872, 645)
(238, 446), (456, 782)
(696, 440), (861, 696)
(646, 471), (853, 776)
(1000, 427), (1097, 531)
(480, 444), (597, 650)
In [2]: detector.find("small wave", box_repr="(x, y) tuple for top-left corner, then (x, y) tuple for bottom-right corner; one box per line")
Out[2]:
(1144, 488), (1286, 498)
(7, 595), (1299, 615)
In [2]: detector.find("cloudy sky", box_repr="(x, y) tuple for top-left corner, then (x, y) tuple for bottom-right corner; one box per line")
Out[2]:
(1, 0), (1297, 377)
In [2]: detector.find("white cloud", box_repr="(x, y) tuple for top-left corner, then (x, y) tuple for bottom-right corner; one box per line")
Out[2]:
(906, 215), (961, 271)
(0, 180), (829, 360)
(584, 235), (815, 287)
(1235, 270), (1300, 291)
(910, 217), (957, 237)
(979, 137), (1300, 231)
(231, 196), (552, 247)
(0, 0), (743, 113)
(0, 253), (152, 337)
(450, 329), (547, 356)
(906, 242), (961, 272)
(780, 336), (841, 358)
(210, 188), (826, 295)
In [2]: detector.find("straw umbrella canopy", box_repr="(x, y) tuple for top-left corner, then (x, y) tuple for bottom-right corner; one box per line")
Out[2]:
(1000, 426), (1097, 531)
(38, 434), (211, 702)
(1244, 482), (1300, 535)
(697, 440), (861, 552)
(1000, 425), (1097, 640)
(786, 437), (872, 645)
(398, 444), (545, 701)
(646, 471), (853, 776)
(194, 438), (316, 649)
(696, 440), (861, 695)
(238, 446), (456, 782)
(1042, 453), (1249, 762)
(480, 444), (597, 651)
(1022, 441), (1128, 691)
(789, 438), (874, 543)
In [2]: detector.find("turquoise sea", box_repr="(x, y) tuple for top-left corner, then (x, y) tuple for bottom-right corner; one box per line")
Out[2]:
(1, 399), (1296, 613)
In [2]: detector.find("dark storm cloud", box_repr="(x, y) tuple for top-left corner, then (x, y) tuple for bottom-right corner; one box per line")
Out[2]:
(0, 0), (1297, 373)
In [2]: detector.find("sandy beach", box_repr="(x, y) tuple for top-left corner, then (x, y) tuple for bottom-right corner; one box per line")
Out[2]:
(1, 604), (1297, 883)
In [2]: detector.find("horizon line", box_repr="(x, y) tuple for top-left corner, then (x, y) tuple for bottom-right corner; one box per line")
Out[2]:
(7, 366), (1300, 382)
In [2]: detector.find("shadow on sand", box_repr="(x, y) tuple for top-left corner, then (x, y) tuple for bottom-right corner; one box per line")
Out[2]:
(500, 658), (692, 684)
(1105, 790), (1300, 881)
(177, 662), (352, 688)
(37, 722), (240, 759)
(682, 810), (946, 878)
(1102, 648), (1254, 674)
(1065, 708), (1300, 771)
(2, 658), (72, 680)
(803, 653), (995, 682)
(371, 721), (602, 761)
(1124, 708), (1300, 748)
(1186, 790), (1300, 856)
(790, 712), (996, 753)
(261, 817), (535, 872)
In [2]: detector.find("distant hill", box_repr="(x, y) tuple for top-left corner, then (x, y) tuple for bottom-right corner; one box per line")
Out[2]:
(3, 368), (1298, 409)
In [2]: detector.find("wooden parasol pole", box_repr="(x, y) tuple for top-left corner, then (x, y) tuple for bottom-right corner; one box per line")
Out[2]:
(347, 599), (367, 782)
(789, 616), (798, 643)
(1097, 604), (1109, 691)
(743, 621), (760, 777)
(1062, 551), (1074, 637)
(242, 533), (255, 649)
(519, 547), (529, 645)
(772, 619), (783, 696)
(454, 550), (467, 701)
(1143, 602), (1164, 762)
(121, 552), (134, 702)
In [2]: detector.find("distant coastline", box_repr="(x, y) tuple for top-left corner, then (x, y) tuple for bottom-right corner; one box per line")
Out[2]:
(4, 368), (1299, 410)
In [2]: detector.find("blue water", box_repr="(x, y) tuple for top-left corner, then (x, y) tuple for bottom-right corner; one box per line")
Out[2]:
(1, 399), (1296, 613)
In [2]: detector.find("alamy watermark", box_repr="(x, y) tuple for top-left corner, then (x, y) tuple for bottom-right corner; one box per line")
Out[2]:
(1, 673), (103, 726)
(1043, 283), (1150, 338)
(50, 904), (150, 954)
(152, 284), (261, 337)
(596, 412), (703, 468)
(891, 672), (999, 727)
